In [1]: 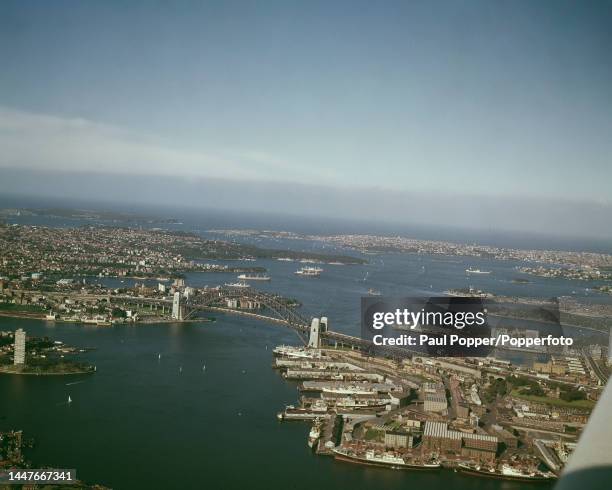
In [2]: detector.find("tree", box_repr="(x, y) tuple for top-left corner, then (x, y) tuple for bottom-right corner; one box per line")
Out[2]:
(111, 307), (127, 318)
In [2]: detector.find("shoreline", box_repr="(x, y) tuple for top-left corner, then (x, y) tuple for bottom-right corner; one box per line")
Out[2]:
(0, 310), (213, 325)
(0, 366), (95, 376)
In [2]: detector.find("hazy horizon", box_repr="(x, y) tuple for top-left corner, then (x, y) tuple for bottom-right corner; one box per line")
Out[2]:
(2, 167), (612, 247)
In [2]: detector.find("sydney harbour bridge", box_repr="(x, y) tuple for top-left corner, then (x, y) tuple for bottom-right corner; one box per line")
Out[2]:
(109, 286), (389, 354)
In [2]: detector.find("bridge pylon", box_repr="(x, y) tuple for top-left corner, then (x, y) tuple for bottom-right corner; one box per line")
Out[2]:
(308, 318), (321, 348)
(172, 292), (184, 320)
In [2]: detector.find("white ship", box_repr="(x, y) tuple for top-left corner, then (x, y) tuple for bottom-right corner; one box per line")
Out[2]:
(224, 281), (251, 288)
(466, 267), (491, 275)
(333, 448), (441, 470)
(237, 273), (271, 281)
(366, 450), (405, 465)
(295, 266), (323, 277)
(458, 463), (556, 481)
(273, 345), (321, 359)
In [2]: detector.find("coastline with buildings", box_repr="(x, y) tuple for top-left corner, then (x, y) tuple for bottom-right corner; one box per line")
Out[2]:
(271, 313), (608, 482)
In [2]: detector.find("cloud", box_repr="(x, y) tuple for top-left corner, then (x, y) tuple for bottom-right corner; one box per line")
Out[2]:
(0, 106), (306, 181)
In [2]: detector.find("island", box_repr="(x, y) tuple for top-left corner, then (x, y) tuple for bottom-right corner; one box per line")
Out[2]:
(0, 330), (95, 375)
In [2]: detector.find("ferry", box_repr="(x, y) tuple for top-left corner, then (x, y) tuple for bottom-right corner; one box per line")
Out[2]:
(333, 448), (441, 471)
(237, 273), (271, 281)
(295, 266), (323, 277)
(457, 463), (556, 482)
(465, 267), (491, 275)
(224, 281), (251, 288)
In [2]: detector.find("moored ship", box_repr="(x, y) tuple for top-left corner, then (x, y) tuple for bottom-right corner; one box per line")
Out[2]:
(333, 448), (441, 471)
(457, 463), (556, 482)
(277, 402), (330, 421)
(273, 345), (321, 359)
(308, 418), (322, 448)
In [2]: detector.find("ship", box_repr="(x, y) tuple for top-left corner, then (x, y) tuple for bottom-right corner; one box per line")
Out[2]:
(457, 463), (556, 482)
(273, 345), (321, 359)
(333, 448), (441, 471)
(318, 384), (377, 395)
(465, 267), (491, 274)
(224, 281), (251, 288)
(329, 396), (391, 409)
(308, 418), (322, 448)
(237, 273), (271, 281)
(367, 288), (381, 296)
(295, 266), (323, 277)
(277, 402), (330, 421)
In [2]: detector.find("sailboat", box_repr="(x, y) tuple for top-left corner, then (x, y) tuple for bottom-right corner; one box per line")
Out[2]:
(158, 353), (161, 360)
(68, 395), (72, 404)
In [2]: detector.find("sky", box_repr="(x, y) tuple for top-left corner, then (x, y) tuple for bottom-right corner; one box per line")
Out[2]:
(1, 1), (612, 237)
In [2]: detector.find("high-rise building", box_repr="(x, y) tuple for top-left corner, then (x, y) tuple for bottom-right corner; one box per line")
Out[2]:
(14, 328), (26, 365)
